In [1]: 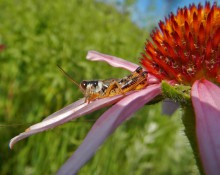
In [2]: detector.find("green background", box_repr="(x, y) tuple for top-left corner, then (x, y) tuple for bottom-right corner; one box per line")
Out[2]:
(0, 0), (197, 174)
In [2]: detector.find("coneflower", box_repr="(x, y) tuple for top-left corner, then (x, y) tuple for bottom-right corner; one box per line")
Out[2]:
(141, 2), (220, 85)
(10, 2), (220, 175)
(141, 2), (220, 174)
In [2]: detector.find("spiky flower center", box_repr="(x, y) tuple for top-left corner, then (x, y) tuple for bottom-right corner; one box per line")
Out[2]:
(141, 2), (220, 85)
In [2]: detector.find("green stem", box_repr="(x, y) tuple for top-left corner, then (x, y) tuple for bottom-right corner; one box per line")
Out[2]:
(182, 105), (204, 175)
(161, 81), (205, 174)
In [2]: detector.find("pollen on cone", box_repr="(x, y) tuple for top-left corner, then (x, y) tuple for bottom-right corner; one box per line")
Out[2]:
(141, 2), (220, 85)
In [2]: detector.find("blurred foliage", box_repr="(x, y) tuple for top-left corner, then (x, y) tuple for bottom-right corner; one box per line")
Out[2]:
(0, 0), (197, 174)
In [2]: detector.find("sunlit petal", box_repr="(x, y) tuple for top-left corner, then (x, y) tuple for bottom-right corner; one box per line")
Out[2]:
(191, 79), (220, 174)
(57, 84), (161, 175)
(9, 95), (126, 148)
(87, 51), (139, 72)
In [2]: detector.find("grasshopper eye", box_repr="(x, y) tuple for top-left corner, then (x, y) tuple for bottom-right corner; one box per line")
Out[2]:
(94, 81), (98, 86)
(80, 81), (87, 89)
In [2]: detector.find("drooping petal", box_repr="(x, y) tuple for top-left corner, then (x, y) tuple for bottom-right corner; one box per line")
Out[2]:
(87, 51), (160, 84)
(162, 100), (179, 116)
(191, 79), (220, 174)
(9, 95), (126, 148)
(57, 84), (161, 175)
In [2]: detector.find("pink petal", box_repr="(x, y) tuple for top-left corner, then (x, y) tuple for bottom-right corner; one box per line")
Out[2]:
(9, 95), (126, 148)
(86, 51), (139, 72)
(87, 51), (160, 84)
(147, 74), (160, 84)
(191, 79), (220, 174)
(57, 84), (161, 175)
(162, 100), (179, 115)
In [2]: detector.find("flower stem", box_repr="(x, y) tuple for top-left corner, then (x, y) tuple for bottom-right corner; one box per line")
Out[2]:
(182, 105), (204, 175)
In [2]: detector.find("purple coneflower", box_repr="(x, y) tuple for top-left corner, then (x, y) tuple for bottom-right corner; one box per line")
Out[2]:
(10, 2), (220, 175)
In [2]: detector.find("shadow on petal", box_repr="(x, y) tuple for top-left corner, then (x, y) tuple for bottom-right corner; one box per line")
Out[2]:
(162, 100), (179, 116)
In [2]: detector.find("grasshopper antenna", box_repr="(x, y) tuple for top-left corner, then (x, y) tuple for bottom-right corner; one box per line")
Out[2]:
(57, 65), (83, 92)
